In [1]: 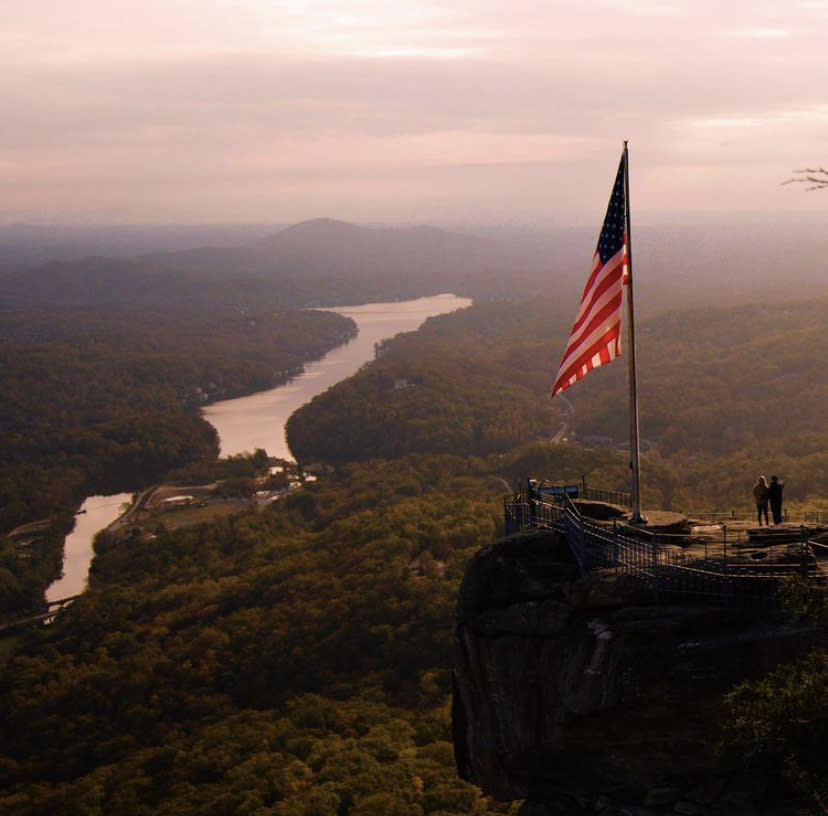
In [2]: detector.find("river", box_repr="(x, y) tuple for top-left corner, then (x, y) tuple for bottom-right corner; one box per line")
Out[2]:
(45, 293), (471, 599)
(45, 493), (132, 602)
(202, 293), (471, 459)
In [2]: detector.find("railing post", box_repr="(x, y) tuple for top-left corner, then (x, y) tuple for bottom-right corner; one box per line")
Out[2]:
(722, 524), (731, 607)
(651, 534), (659, 596)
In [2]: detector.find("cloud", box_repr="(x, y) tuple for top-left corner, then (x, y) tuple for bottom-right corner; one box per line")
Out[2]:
(1, 0), (827, 224)
(734, 27), (790, 37)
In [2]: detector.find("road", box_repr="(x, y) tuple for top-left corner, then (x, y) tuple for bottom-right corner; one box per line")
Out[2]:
(551, 393), (574, 443)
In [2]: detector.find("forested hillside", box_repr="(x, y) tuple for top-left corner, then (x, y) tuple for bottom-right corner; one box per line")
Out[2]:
(0, 456), (518, 816)
(0, 307), (355, 614)
(1, 225), (826, 814)
(287, 295), (828, 514)
(0, 309), (355, 530)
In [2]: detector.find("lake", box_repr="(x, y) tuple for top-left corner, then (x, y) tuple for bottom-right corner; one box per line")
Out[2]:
(45, 293), (471, 598)
(202, 293), (471, 460)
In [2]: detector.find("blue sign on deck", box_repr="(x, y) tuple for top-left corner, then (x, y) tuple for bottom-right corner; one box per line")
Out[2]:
(538, 485), (579, 497)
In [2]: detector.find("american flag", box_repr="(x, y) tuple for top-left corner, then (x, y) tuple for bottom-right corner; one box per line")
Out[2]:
(551, 153), (628, 397)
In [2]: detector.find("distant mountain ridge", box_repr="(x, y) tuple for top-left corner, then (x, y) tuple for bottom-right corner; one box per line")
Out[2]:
(146, 217), (520, 279)
(0, 219), (542, 314)
(2, 217), (827, 316)
(0, 222), (276, 268)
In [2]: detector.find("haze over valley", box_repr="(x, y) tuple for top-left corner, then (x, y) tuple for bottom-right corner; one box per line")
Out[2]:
(2, 213), (827, 816)
(3, 216), (827, 312)
(2, 0), (827, 812)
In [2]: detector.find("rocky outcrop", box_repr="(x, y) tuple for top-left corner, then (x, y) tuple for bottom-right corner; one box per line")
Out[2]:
(453, 529), (819, 814)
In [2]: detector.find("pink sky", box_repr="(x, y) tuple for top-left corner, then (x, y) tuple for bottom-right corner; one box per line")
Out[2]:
(2, 0), (827, 226)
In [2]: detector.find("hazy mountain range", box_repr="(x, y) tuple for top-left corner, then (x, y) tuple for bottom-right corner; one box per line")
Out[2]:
(1, 217), (826, 315)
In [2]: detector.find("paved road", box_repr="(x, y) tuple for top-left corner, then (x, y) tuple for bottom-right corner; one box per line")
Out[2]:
(551, 393), (574, 443)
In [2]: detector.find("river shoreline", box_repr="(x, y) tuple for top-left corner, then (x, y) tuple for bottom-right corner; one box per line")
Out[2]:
(203, 294), (470, 460)
(45, 493), (132, 602)
(45, 294), (472, 601)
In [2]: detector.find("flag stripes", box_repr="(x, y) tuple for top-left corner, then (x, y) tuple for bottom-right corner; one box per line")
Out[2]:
(551, 153), (627, 398)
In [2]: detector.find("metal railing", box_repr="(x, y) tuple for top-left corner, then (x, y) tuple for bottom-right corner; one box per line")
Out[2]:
(504, 489), (822, 611)
(526, 479), (632, 509)
(651, 509), (826, 525)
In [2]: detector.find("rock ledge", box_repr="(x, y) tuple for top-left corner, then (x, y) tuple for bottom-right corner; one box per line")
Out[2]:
(453, 529), (818, 814)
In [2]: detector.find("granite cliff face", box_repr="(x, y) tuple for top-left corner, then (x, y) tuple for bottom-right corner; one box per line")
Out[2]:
(453, 529), (817, 814)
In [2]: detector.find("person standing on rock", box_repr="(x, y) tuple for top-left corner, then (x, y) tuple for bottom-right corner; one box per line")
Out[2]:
(768, 475), (785, 525)
(753, 476), (769, 526)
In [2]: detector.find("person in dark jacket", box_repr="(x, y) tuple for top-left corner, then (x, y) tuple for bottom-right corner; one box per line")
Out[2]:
(768, 475), (784, 525)
(752, 476), (769, 525)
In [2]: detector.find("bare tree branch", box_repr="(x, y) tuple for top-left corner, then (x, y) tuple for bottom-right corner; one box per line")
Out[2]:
(782, 166), (828, 190)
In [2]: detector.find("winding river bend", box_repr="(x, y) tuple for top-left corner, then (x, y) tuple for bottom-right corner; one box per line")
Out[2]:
(203, 294), (470, 459)
(45, 294), (471, 598)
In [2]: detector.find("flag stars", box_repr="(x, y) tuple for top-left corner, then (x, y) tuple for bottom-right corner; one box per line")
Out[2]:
(552, 151), (627, 398)
(597, 167), (626, 264)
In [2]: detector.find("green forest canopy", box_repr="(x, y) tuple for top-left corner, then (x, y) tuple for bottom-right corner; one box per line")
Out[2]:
(1, 282), (827, 813)
(287, 295), (828, 514)
(0, 455), (517, 816)
(0, 308), (356, 531)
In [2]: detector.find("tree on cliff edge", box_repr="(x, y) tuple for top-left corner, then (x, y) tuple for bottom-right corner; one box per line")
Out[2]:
(723, 578), (828, 813)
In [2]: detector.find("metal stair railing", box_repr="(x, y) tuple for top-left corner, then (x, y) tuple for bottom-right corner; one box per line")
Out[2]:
(504, 489), (821, 611)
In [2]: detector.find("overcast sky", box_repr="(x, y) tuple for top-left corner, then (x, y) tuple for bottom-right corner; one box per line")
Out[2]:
(3, 0), (827, 226)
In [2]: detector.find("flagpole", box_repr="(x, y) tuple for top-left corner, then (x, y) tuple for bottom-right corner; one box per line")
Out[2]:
(623, 141), (645, 524)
